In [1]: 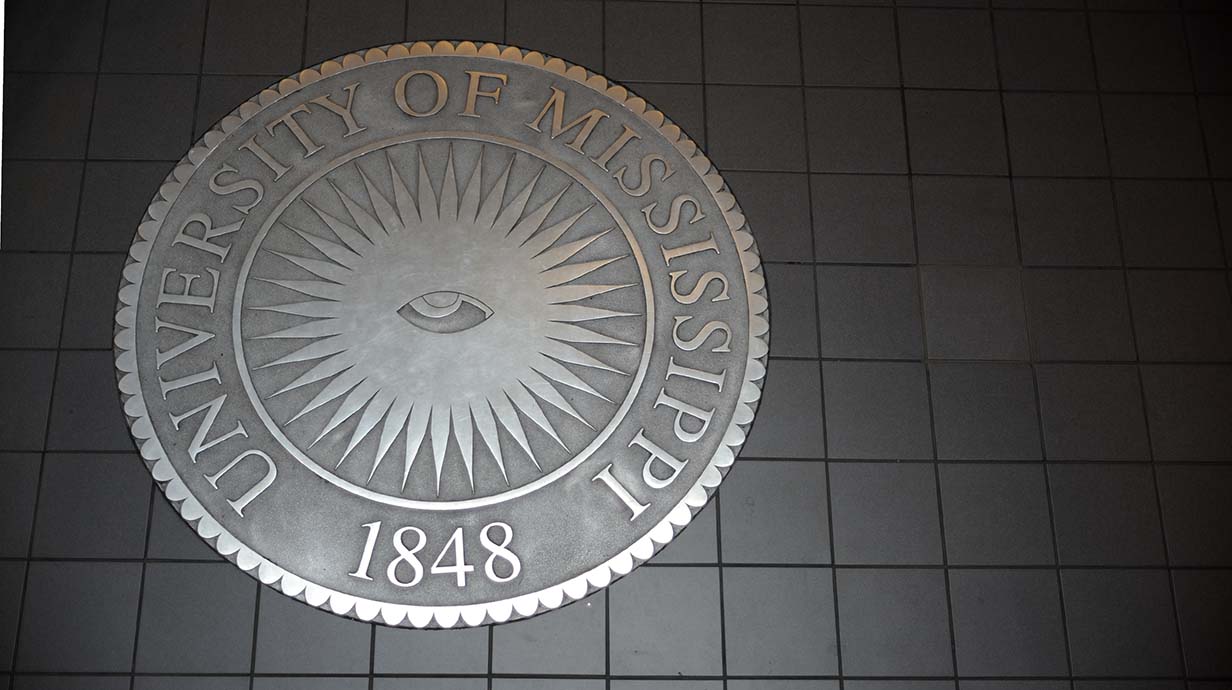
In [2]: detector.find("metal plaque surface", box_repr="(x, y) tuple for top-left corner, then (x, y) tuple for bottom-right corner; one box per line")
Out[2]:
(115, 41), (768, 628)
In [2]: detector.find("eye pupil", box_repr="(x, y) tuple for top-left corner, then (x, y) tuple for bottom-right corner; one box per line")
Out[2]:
(398, 291), (493, 334)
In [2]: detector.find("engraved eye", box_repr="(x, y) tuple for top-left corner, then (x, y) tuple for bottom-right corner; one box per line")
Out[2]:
(397, 291), (494, 333)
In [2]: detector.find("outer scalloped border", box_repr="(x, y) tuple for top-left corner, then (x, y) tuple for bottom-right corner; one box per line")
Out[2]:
(113, 40), (769, 629)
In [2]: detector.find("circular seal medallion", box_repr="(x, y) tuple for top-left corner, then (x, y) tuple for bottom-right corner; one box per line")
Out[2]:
(115, 42), (769, 628)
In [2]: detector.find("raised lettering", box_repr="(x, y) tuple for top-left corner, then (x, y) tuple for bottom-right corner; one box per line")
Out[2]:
(157, 268), (220, 311)
(592, 463), (649, 520)
(459, 70), (507, 117)
(395, 69), (448, 117)
(203, 449), (277, 517)
(631, 429), (688, 490)
(642, 193), (705, 235)
(309, 82), (366, 136)
(168, 394), (248, 463)
(669, 269), (731, 305)
(526, 86), (609, 153)
(672, 316), (732, 354)
(614, 153), (673, 198)
(173, 212), (242, 261)
(266, 105), (323, 157)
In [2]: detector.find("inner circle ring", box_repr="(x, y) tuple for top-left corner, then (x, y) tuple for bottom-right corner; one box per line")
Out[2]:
(232, 130), (656, 510)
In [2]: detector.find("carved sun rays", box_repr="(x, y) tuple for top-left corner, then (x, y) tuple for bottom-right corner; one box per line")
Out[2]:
(248, 145), (639, 496)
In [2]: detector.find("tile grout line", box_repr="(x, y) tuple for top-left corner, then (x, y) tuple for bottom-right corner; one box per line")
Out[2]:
(988, 1), (1077, 684)
(695, 3), (732, 686)
(795, 0), (843, 683)
(125, 3), (213, 688)
(892, 0), (961, 684)
(1084, 0), (1188, 681)
(5, 0), (114, 684)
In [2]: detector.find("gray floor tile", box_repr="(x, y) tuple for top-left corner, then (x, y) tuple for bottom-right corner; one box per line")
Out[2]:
(609, 566), (723, 675)
(949, 569), (1068, 676)
(47, 350), (134, 451)
(195, 75), (280, 138)
(16, 561), (142, 671)
(606, 1), (701, 83)
(376, 680), (486, 690)
(708, 86), (806, 172)
(625, 82), (706, 146)
(1187, 12), (1232, 92)
(1090, 11), (1191, 92)
(76, 161), (176, 251)
(376, 681), (486, 690)
(725, 172), (812, 263)
(0, 253), (69, 348)
(611, 683), (721, 690)
(61, 253), (127, 348)
(920, 266), (1028, 361)
(655, 501), (718, 564)
(374, 625), (488, 673)
(255, 591), (370, 673)
(939, 464), (1054, 565)
(101, 0), (207, 73)
(929, 362), (1041, 460)
(1129, 270), (1232, 362)
(253, 679), (367, 690)
(204, 0), (307, 74)
(960, 682), (1069, 690)
(1015, 178), (1121, 267)
(0, 562), (24, 671)
(1003, 93), (1108, 177)
(492, 592), (605, 674)
(765, 264), (819, 358)
(1024, 269), (1136, 361)
(994, 9), (1095, 90)
(905, 90), (1007, 175)
(1156, 466), (1232, 566)
(898, 8), (997, 89)
(1101, 94), (1206, 178)
(1036, 364), (1150, 461)
(1116, 180), (1223, 268)
(723, 567), (838, 675)
(2, 74), (96, 159)
(806, 88), (907, 174)
(720, 460), (829, 564)
(913, 176), (1017, 265)
(89, 75), (198, 160)
(32, 452), (149, 558)
(703, 4), (800, 85)
(817, 266), (923, 359)
(407, 0), (505, 44)
(0, 161), (83, 251)
(135, 562), (257, 673)
(0, 350), (57, 451)
(729, 683), (839, 690)
(499, 681), (605, 690)
(830, 462), (942, 564)
(1200, 95), (1232, 179)
(1172, 570), (1232, 677)
(824, 361), (933, 460)
(13, 677), (130, 690)
(801, 6), (899, 87)
(836, 569), (954, 676)
(1049, 464), (1166, 566)
(506, 0), (602, 70)
(1061, 569), (1183, 676)
(812, 175), (916, 264)
(0, 454), (40, 557)
(1140, 364), (1232, 461)
(3, 0), (106, 71)
(146, 495), (222, 561)
(304, 0), (404, 65)
(741, 359), (824, 459)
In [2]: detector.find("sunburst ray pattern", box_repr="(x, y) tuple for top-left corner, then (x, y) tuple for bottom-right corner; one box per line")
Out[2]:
(242, 141), (645, 499)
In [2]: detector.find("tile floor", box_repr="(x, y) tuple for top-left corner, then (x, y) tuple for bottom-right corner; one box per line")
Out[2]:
(2, 0), (1231, 687)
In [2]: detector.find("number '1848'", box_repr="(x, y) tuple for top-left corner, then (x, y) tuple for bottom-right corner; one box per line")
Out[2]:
(348, 521), (521, 588)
